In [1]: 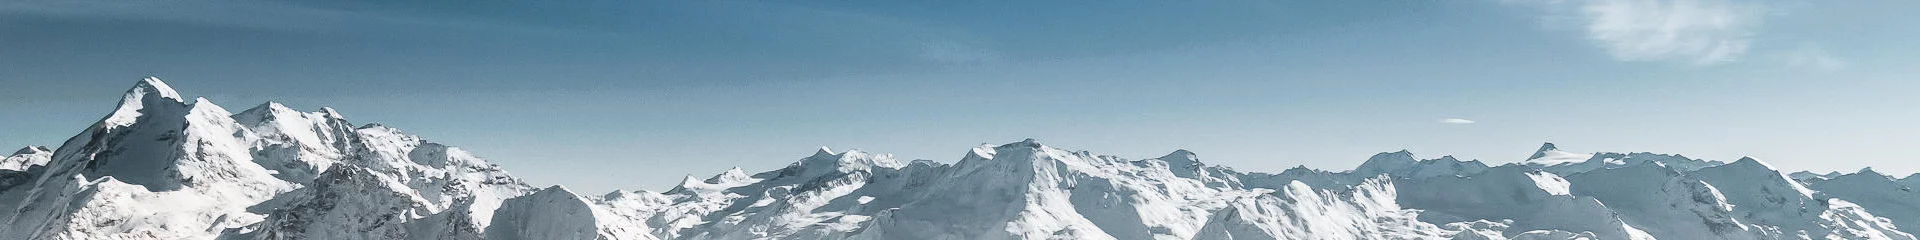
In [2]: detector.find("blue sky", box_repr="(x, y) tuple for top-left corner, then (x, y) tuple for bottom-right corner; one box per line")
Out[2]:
(2, 0), (1916, 193)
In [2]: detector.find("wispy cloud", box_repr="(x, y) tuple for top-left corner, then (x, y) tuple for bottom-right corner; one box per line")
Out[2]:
(1773, 43), (1847, 72)
(1516, 0), (1770, 65)
(1441, 118), (1478, 124)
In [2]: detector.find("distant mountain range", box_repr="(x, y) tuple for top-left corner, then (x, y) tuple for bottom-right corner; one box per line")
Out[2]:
(0, 77), (1915, 240)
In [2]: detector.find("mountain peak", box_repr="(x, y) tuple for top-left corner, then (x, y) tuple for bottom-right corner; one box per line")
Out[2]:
(234, 101), (292, 125)
(704, 167), (751, 184)
(1354, 150), (1418, 176)
(1857, 167), (1884, 177)
(668, 174), (703, 193)
(318, 107), (345, 119)
(133, 76), (184, 103)
(11, 146), (49, 156)
(963, 145), (995, 161)
(244, 101), (297, 114)
(1159, 149), (1199, 164)
(1726, 157), (1774, 170)
(1368, 150), (1414, 161)
(998, 138), (1045, 149)
(102, 77), (190, 127)
(1529, 142), (1558, 159)
(533, 185), (577, 196)
(812, 146), (838, 159)
(262, 101), (293, 111)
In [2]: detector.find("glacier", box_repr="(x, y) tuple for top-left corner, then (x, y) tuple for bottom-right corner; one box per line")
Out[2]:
(0, 77), (1916, 240)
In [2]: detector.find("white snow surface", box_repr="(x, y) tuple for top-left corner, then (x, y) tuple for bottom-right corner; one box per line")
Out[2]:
(0, 78), (1917, 240)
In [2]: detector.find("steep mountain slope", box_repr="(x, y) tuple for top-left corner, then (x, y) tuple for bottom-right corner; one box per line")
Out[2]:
(3, 77), (1919, 240)
(1805, 169), (1920, 235)
(1692, 158), (1911, 239)
(1563, 162), (1763, 240)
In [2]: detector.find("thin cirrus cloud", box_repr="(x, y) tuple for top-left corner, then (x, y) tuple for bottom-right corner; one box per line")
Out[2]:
(1774, 43), (1848, 72)
(1516, 0), (1771, 66)
(1441, 118), (1478, 124)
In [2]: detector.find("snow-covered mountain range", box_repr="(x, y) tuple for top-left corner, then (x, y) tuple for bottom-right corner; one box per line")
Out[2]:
(2, 77), (1916, 240)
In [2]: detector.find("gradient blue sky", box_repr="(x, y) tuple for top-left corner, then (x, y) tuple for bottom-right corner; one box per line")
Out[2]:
(3, 0), (1916, 193)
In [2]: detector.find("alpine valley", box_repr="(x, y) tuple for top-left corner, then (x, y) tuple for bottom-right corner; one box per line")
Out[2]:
(2, 77), (1917, 240)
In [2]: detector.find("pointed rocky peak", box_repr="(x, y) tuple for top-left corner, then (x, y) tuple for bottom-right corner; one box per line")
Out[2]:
(1382, 149), (1414, 158)
(101, 77), (191, 128)
(704, 167), (752, 184)
(811, 146), (838, 159)
(1, 146), (54, 171)
(962, 144), (996, 162)
(1161, 149), (1198, 160)
(678, 174), (700, 185)
(186, 97), (237, 117)
(1788, 171), (1829, 181)
(1530, 142), (1559, 160)
(1365, 150), (1415, 163)
(1696, 156), (1816, 199)
(528, 185), (582, 199)
(233, 101), (296, 124)
(791, 145), (894, 171)
(133, 77), (185, 102)
(998, 138), (1045, 149)
(1354, 150), (1417, 175)
(1707, 157), (1799, 183)
(1524, 143), (1595, 167)
(666, 175), (704, 194)
(235, 101), (354, 129)
(1279, 165), (1327, 175)
(1856, 167), (1885, 177)
(1830, 167), (1898, 183)
(1157, 149), (1200, 166)
(1721, 157), (1779, 173)
(252, 101), (298, 114)
(318, 107), (346, 120)
(11, 146), (49, 156)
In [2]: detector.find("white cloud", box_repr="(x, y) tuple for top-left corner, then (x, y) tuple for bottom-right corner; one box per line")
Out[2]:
(1774, 43), (1847, 72)
(1441, 118), (1478, 124)
(1521, 0), (1770, 65)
